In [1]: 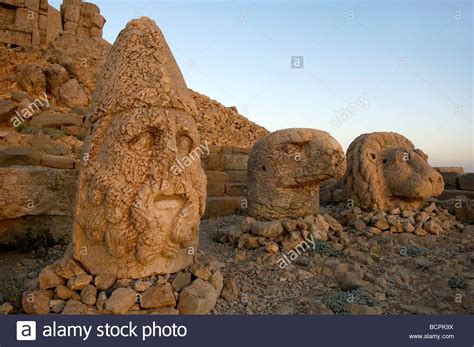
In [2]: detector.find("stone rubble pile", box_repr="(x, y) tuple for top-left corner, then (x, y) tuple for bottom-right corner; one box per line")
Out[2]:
(22, 256), (224, 315)
(226, 202), (466, 253)
(226, 213), (347, 254)
(328, 202), (465, 237)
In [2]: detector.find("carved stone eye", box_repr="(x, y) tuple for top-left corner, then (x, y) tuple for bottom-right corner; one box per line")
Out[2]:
(286, 143), (303, 156)
(129, 131), (154, 151)
(177, 134), (193, 154)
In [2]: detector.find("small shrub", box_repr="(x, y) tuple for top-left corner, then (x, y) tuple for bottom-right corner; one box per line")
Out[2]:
(17, 124), (40, 135)
(309, 240), (341, 257)
(448, 276), (467, 289)
(43, 127), (66, 140)
(14, 230), (56, 253)
(211, 230), (227, 243)
(405, 245), (428, 257)
(370, 254), (380, 263)
(45, 145), (67, 156)
(324, 288), (376, 314)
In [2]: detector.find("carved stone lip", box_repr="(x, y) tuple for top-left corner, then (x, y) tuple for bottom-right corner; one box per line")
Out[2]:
(282, 179), (322, 189)
(153, 194), (186, 210)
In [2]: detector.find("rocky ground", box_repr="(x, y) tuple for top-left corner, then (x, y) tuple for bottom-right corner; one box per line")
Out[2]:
(203, 211), (473, 315)
(1, 206), (472, 315)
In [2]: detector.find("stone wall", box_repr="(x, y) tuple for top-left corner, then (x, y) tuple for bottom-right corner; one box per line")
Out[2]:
(0, 166), (76, 244)
(202, 145), (249, 219)
(0, 0), (56, 48)
(0, 0), (104, 49)
(435, 167), (474, 200)
(60, 0), (104, 38)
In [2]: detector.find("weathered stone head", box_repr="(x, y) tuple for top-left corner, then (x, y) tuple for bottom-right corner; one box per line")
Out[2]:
(343, 132), (444, 210)
(72, 17), (207, 278)
(247, 128), (346, 220)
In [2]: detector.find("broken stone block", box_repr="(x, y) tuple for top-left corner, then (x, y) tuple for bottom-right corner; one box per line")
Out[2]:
(177, 279), (218, 314)
(58, 78), (89, 107)
(140, 283), (176, 309)
(104, 288), (138, 314)
(22, 290), (53, 314)
(38, 265), (64, 289)
(0, 99), (17, 123)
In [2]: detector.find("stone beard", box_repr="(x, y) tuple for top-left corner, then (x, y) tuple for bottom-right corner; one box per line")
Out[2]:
(72, 107), (207, 278)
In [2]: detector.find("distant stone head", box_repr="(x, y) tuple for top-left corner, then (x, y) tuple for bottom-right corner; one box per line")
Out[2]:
(247, 128), (346, 220)
(344, 132), (444, 211)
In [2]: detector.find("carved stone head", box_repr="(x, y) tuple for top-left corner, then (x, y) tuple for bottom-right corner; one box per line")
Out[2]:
(343, 132), (444, 210)
(72, 18), (206, 278)
(247, 128), (346, 220)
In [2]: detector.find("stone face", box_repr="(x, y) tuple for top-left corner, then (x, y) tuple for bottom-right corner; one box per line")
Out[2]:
(71, 17), (207, 278)
(177, 279), (218, 314)
(343, 132), (444, 210)
(140, 283), (176, 309)
(247, 129), (346, 220)
(105, 288), (138, 314)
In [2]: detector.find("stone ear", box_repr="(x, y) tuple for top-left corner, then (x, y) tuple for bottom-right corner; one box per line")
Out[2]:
(367, 151), (377, 163)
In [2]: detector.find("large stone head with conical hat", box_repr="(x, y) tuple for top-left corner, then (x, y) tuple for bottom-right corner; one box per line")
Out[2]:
(72, 17), (207, 278)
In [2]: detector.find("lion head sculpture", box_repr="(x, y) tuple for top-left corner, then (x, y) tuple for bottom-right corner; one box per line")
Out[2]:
(343, 132), (444, 211)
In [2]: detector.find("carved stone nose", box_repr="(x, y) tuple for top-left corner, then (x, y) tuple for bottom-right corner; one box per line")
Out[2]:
(429, 174), (442, 184)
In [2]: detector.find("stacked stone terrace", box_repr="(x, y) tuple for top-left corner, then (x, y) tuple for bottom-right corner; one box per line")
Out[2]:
(0, 0), (104, 48)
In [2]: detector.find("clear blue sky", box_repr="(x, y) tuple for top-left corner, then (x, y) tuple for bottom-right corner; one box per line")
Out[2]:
(51, 0), (473, 172)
